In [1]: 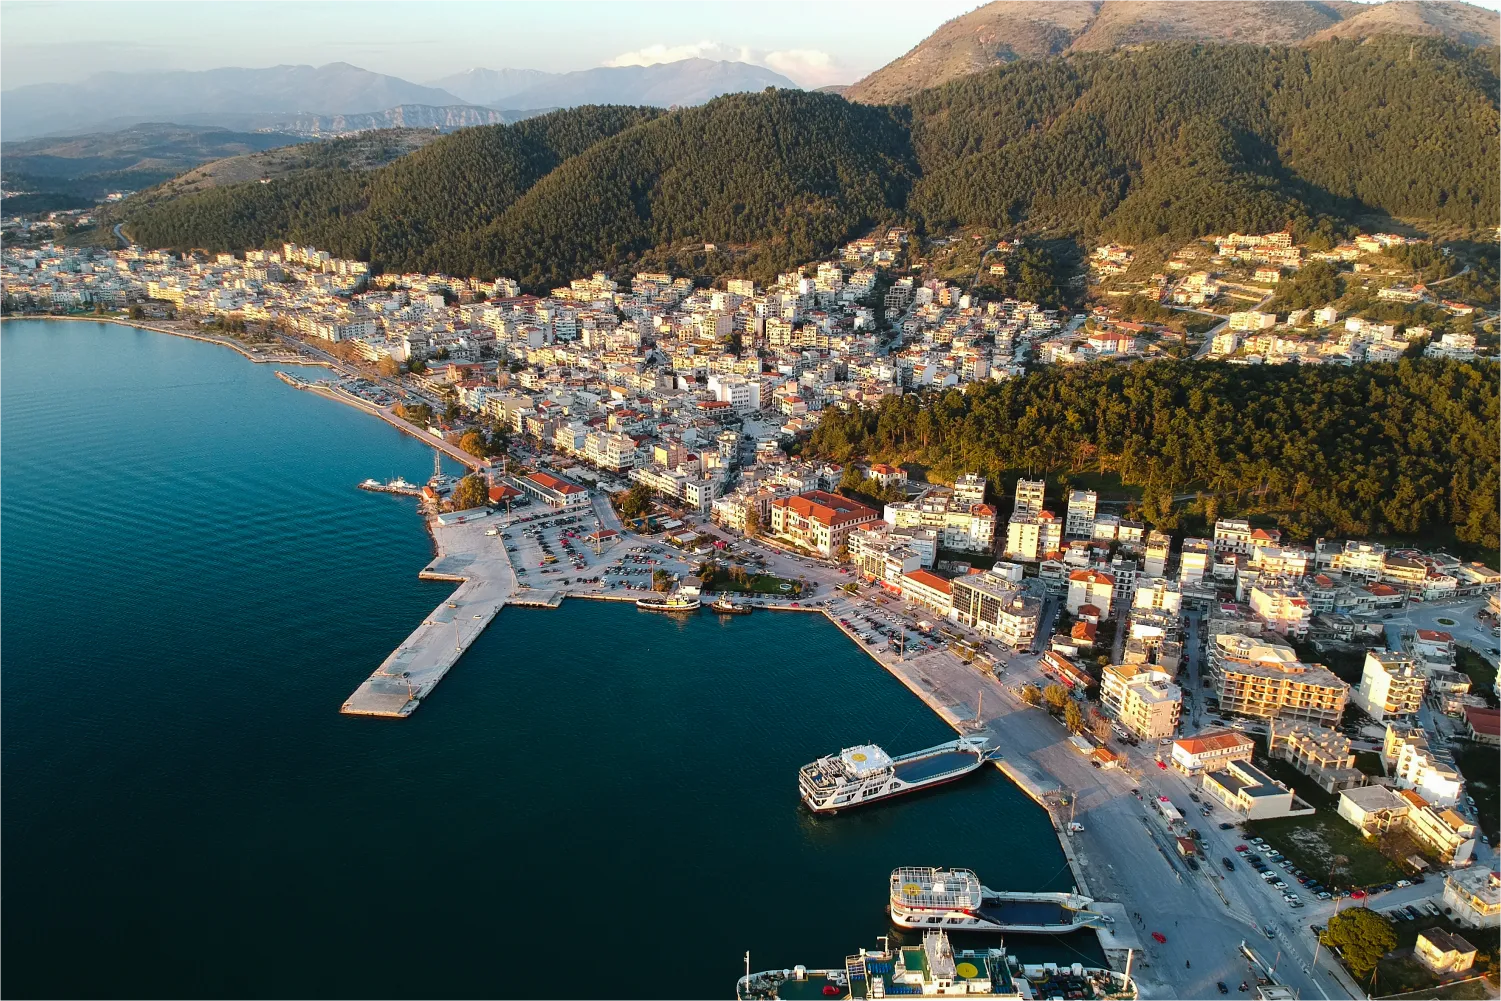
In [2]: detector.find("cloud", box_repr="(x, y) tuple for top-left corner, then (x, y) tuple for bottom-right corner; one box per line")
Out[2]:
(603, 41), (847, 89)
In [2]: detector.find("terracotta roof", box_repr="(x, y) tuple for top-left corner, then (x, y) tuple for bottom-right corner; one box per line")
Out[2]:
(1072, 621), (1098, 642)
(1415, 629), (1454, 642)
(1174, 730), (1254, 756)
(527, 471), (585, 494)
(1464, 706), (1501, 737)
(903, 569), (953, 595)
(1069, 569), (1115, 585)
(772, 490), (877, 527)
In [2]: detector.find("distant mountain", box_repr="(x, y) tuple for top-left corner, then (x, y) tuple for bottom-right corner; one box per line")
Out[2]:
(843, 0), (1498, 103)
(500, 59), (799, 109)
(424, 68), (558, 105)
(1308, 0), (1501, 47)
(0, 62), (468, 140)
(264, 105), (536, 137)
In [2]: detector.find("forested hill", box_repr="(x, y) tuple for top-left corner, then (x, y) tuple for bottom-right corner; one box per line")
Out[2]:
(807, 360), (1501, 552)
(119, 38), (1499, 287)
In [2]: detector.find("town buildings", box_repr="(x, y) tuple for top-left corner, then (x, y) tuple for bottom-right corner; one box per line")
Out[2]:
(1354, 651), (1428, 722)
(1101, 663), (1182, 739)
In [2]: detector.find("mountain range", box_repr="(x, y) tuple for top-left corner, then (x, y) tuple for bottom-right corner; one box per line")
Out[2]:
(844, 0), (1501, 102)
(112, 37), (1499, 293)
(1, 59), (799, 141)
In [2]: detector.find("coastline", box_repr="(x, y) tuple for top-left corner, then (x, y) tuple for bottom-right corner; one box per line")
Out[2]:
(0, 313), (333, 367)
(10, 313), (1093, 923)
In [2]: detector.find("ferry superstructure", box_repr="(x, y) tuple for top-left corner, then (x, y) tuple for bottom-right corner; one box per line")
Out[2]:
(798, 736), (992, 812)
(889, 867), (1111, 935)
(737, 929), (1135, 1000)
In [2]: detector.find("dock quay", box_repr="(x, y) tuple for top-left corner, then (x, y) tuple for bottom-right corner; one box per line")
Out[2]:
(341, 509), (518, 718)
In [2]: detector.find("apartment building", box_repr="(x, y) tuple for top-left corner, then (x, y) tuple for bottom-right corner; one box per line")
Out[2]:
(1401, 792), (1477, 864)
(1208, 632), (1349, 725)
(1013, 478), (1046, 517)
(1067, 569), (1115, 619)
(1065, 490), (1098, 537)
(1101, 663), (1182, 739)
(848, 527), (924, 588)
(769, 490), (879, 559)
(953, 473), (987, 506)
(1442, 868), (1500, 930)
(884, 494), (996, 553)
(1199, 759), (1307, 820)
(1179, 538), (1212, 584)
(1133, 577), (1183, 614)
(1213, 518), (1254, 553)
(1169, 728), (1254, 777)
(1354, 651), (1427, 722)
(1004, 510), (1061, 561)
(1248, 584), (1311, 637)
(1383, 723), (1464, 806)
(1144, 531), (1171, 577)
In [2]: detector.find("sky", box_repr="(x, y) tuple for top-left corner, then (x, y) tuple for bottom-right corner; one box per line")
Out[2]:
(0, 1), (982, 90)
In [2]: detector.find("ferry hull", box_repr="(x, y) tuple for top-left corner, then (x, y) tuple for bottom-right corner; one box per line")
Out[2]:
(803, 765), (977, 813)
(799, 740), (991, 813)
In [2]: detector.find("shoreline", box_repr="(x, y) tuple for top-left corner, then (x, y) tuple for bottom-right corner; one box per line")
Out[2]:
(1, 313), (335, 367)
(13, 313), (1093, 927)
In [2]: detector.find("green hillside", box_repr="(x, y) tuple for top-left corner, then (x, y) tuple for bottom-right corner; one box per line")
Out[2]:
(117, 38), (1500, 287)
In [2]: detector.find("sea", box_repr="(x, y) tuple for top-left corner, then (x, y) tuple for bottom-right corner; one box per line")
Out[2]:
(1, 319), (1102, 998)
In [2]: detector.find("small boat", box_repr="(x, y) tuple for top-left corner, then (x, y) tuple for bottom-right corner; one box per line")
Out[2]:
(710, 595), (752, 615)
(636, 593), (702, 613)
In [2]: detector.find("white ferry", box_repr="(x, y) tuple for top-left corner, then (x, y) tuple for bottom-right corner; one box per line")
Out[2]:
(737, 929), (1136, 1000)
(636, 593), (702, 613)
(798, 736), (992, 813)
(889, 867), (1111, 935)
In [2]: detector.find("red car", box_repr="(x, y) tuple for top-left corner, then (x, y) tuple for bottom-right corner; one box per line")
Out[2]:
(1151, 932), (1167, 944)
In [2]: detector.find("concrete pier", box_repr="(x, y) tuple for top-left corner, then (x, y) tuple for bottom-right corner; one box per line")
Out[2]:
(341, 511), (517, 717)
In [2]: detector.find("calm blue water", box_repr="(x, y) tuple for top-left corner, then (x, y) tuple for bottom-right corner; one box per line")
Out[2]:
(2, 320), (1098, 998)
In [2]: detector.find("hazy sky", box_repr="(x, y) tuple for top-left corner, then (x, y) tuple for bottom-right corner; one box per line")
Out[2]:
(0, 1), (982, 90)
(11, 0), (1501, 91)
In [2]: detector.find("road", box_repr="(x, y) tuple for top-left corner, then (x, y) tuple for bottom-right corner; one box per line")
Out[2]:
(1192, 290), (1273, 359)
(112, 222), (129, 249)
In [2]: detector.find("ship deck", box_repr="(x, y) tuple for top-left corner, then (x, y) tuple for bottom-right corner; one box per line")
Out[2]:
(890, 748), (979, 784)
(978, 898), (1071, 928)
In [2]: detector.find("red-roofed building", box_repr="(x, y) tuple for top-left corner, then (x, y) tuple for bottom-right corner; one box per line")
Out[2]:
(1464, 706), (1501, 746)
(769, 490), (879, 559)
(1170, 728), (1255, 775)
(901, 569), (955, 614)
(1067, 569), (1115, 618)
(1072, 621), (1098, 645)
(509, 470), (589, 509)
(488, 483), (522, 505)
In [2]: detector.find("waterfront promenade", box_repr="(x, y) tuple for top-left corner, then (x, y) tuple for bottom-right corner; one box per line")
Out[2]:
(341, 510), (517, 716)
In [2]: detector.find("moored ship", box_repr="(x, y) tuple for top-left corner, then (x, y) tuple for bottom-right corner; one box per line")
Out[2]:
(798, 736), (993, 812)
(710, 595), (753, 615)
(889, 867), (1111, 935)
(636, 592), (702, 613)
(737, 928), (1135, 1000)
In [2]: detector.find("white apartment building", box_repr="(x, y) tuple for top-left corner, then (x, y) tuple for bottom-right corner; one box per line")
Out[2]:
(1133, 577), (1183, 614)
(1179, 538), (1212, 584)
(1013, 479), (1046, 517)
(1144, 531), (1171, 578)
(1384, 724), (1464, 806)
(953, 473), (987, 506)
(1067, 569), (1115, 619)
(1213, 518), (1254, 553)
(1065, 490), (1097, 537)
(1249, 584), (1311, 637)
(950, 573), (1041, 650)
(1004, 510), (1061, 561)
(1354, 651), (1427, 721)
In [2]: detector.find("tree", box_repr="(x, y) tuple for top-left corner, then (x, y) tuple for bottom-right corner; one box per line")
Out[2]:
(652, 569), (672, 592)
(450, 473), (489, 511)
(744, 505), (762, 536)
(1089, 708), (1114, 744)
(616, 483), (654, 520)
(458, 431), (489, 458)
(376, 356), (400, 378)
(1064, 699), (1085, 733)
(1319, 908), (1397, 978)
(395, 402), (433, 426)
(1042, 684), (1069, 712)
(1019, 684), (1042, 706)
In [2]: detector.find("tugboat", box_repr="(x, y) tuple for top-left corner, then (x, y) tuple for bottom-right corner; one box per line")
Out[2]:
(710, 594), (753, 615)
(636, 591), (702, 613)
